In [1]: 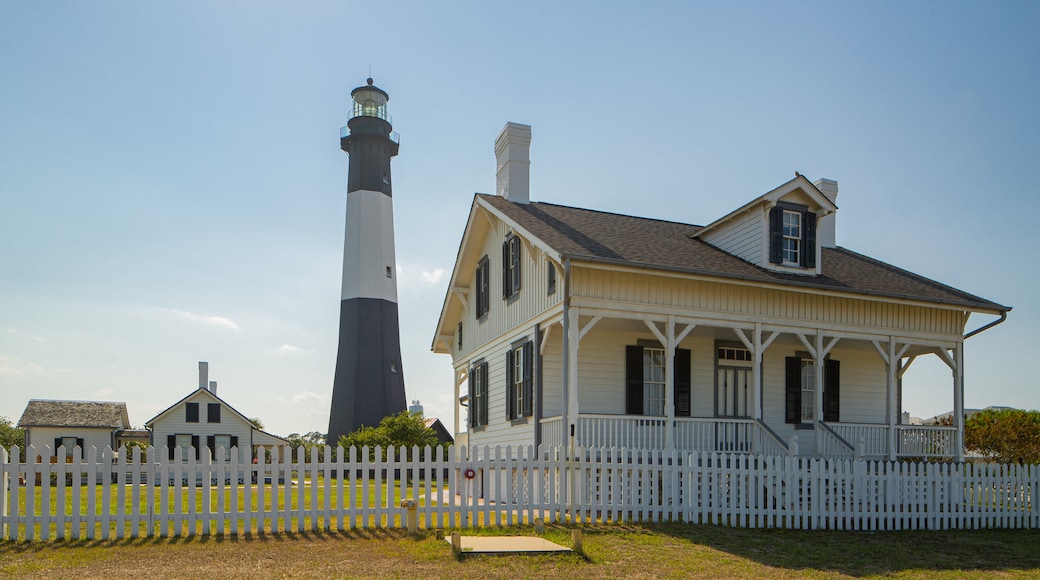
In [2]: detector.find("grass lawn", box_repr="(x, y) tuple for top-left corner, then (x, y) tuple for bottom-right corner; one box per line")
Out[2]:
(1, 523), (1038, 579)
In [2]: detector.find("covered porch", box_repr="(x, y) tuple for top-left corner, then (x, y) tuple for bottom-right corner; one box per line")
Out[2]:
(540, 304), (973, 461)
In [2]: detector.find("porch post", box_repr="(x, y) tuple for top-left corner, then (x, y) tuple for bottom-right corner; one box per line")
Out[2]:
(954, 343), (965, 463)
(453, 369), (465, 443)
(566, 306), (581, 444)
(887, 338), (897, 461)
(814, 331), (825, 426)
(664, 316), (675, 453)
(752, 325), (762, 420)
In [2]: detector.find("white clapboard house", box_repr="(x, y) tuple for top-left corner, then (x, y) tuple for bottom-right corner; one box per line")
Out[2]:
(432, 123), (1010, 461)
(17, 400), (133, 461)
(145, 363), (287, 463)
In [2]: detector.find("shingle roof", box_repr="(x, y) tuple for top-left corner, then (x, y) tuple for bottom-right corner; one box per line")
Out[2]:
(18, 400), (130, 429)
(479, 194), (1009, 312)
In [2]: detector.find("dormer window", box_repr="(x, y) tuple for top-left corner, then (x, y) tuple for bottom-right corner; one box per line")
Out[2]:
(782, 210), (801, 265)
(769, 203), (817, 269)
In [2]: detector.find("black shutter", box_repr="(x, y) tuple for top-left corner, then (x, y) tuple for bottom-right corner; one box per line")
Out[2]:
(468, 367), (475, 428)
(512, 236), (522, 292)
(54, 437), (61, 451)
(76, 438), (84, 451)
(191, 435), (200, 460)
(769, 206), (784, 264)
(479, 364), (489, 426)
(674, 348), (691, 417)
(208, 403), (220, 423)
(626, 345), (644, 415)
(824, 359), (840, 422)
(785, 357), (801, 423)
(206, 435), (215, 460)
(186, 402), (199, 423)
(802, 212), (817, 268)
(167, 435), (176, 460)
(505, 348), (515, 419)
(502, 240), (510, 298)
(522, 341), (534, 417)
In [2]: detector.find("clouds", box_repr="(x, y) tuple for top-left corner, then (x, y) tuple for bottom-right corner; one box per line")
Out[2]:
(276, 344), (305, 355)
(420, 268), (445, 284)
(292, 391), (328, 405)
(166, 309), (240, 331)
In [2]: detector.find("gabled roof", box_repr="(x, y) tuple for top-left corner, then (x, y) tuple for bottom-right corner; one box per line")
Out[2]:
(477, 194), (1010, 313)
(18, 400), (131, 429)
(145, 387), (255, 429)
(692, 174), (837, 239)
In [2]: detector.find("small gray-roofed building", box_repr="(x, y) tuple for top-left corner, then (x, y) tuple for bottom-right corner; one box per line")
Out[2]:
(17, 399), (133, 460)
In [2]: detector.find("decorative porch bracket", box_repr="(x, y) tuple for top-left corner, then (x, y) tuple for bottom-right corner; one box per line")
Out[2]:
(734, 325), (779, 420)
(451, 287), (469, 309)
(644, 316), (696, 452)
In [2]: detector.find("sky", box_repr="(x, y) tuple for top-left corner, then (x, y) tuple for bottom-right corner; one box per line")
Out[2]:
(1, 1), (1038, 438)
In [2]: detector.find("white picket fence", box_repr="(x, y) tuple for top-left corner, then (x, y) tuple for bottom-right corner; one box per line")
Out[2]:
(1, 444), (1038, 540)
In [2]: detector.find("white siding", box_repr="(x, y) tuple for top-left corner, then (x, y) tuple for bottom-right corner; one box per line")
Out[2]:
(25, 427), (115, 459)
(573, 268), (965, 338)
(701, 207), (764, 265)
(455, 218), (563, 361)
(149, 390), (255, 462)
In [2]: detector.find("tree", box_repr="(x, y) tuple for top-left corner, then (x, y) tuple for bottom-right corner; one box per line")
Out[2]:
(249, 417), (264, 430)
(0, 416), (25, 461)
(338, 411), (448, 460)
(286, 431), (327, 461)
(965, 408), (1040, 464)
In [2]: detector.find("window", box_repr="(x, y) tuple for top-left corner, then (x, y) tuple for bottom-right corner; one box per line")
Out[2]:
(469, 361), (489, 428)
(785, 356), (840, 424)
(186, 402), (199, 423)
(506, 341), (534, 420)
(547, 261), (557, 294)
(207, 403), (221, 423)
(782, 210), (801, 264)
(168, 433), (200, 460)
(625, 345), (691, 417)
(207, 434), (238, 461)
(386, 266), (393, 278)
(800, 360), (816, 421)
(769, 204), (817, 268)
(502, 234), (522, 298)
(475, 256), (490, 319)
(54, 436), (83, 460)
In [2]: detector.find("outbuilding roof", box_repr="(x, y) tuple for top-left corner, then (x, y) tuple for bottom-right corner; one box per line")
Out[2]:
(478, 194), (1010, 313)
(17, 400), (131, 429)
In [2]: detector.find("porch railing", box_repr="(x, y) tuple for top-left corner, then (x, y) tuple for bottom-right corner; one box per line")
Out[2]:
(539, 415), (787, 456)
(816, 421), (855, 458)
(829, 423), (957, 459)
(539, 416), (564, 449)
(830, 423), (889, 458)
(898, 425), (956, 458)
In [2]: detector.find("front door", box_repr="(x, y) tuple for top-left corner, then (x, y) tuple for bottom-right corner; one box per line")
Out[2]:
(716, 367), (750, 418)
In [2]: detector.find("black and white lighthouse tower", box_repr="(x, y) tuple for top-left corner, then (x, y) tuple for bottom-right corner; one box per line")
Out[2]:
(327, 79), (407, 444)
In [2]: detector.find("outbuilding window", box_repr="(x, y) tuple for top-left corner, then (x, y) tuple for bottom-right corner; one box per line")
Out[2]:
(625, 345), (691, 417)
(506, 341), (534, 420)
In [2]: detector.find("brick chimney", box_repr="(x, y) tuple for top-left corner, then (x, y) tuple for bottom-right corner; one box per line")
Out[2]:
(495, 122), (531, 204)
(813, 178), (838, 248)
(198, 361), (209, 391)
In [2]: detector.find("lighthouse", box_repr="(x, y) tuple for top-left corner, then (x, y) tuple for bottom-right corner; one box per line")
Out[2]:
(327, 78), (407, 445)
